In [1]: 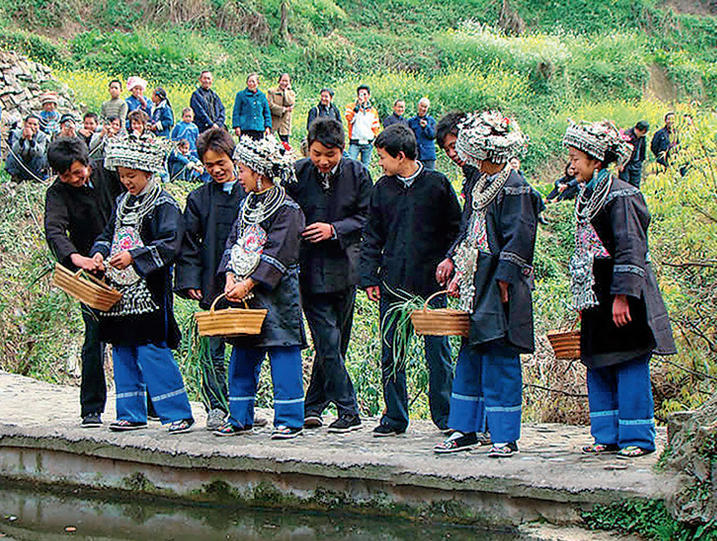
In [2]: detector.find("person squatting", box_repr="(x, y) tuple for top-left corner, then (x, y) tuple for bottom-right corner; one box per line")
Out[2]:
(43, 108), (675, 457)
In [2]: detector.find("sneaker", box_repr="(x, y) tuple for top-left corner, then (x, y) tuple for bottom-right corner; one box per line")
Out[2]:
(304, 414), (323, 429)
(488, 442), (519, 458)
(372, 424), (406, 438)
(254, 413), (269, 428)
(206, 408), (227, 431)
(168, 418), (194, 435)
(327, 416), (362, 433)
(109, 420), (148, 432)
(214, 422), (253, 437)
(271, 425), (303, 440)
(81, 413), (102, 428)
(434, 431), (478, 454)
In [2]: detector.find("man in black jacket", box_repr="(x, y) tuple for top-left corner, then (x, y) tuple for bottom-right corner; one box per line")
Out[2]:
(306, 88), (341, 131)
(619, 120), (648, 188)
(360, 125), (462, 437)
(288, 119), (372, 433)
(190, 71), (226, 134)
(651, 112), (676, 168)
(44, 137), (123, 427)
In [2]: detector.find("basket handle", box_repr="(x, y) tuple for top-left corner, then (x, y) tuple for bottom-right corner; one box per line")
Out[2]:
(210, 292), (248, 313)
(423, 290), (449, 312)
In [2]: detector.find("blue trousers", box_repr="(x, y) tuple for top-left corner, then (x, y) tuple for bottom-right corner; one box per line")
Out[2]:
(113, 343), (193, 424)
(347, 142), (373, 168)
(227, 346), (304, 429)
(447, 341), (522, 443)
(587, 354), (655, 451)
(380, 294), (453, 431)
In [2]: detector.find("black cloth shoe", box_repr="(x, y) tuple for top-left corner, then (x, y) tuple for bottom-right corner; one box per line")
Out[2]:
(372, 424), (405, 437)
(213, 422), (253, 437)
(271, 425), (303, 440)
(328, 416), (362, 434)
(109, 420), (148, 432)
(168, 418), (194, 435)
(304, 414), (323, 429)
(434, 431), (478, 454)
(488, 441), (519, 458)
(81, 413), (102, 428)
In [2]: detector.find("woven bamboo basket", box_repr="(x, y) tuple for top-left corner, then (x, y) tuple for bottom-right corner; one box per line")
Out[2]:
(547, 328), (581, 360)
(410, 290), (470, 337)
(51, 263), (121, 311)
(195, 293), (267, 337)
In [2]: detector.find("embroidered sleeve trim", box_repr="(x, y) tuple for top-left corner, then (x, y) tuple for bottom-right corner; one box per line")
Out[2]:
(499, 251), (528, 267)
(95, 241), (111, 247)
(148, 244), (164, 268)
(261, 253), (287, 273)
(613, 264), (645, 277)
(503, 186), (531, 195)
(605, 187), (639, 204)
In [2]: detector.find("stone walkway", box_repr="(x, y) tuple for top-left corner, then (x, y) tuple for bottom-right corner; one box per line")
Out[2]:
(0, 370), (680, 531)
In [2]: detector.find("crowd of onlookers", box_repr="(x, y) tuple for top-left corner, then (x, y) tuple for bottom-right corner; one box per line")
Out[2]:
(2, 69), (683, 190)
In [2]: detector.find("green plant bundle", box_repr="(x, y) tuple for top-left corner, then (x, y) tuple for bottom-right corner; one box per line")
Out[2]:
(380, 286), (426, 379)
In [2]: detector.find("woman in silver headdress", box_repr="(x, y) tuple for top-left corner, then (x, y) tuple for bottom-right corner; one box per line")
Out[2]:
(89, 134), (194, 435)
(434, 111), (540, 458)
(214, 135), (307, 440)
(562, 120), (676, 458)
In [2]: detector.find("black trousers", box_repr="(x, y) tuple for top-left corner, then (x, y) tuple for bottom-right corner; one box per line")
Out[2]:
(201, 336), (229, 412)
(303, 287), (359, 418)
(80, 307), (107, 417)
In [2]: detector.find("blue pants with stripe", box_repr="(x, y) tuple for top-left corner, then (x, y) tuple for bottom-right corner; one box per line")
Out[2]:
(227, 345), (304, 429)
(447, 340), (522, 444)
(587, 353), (655, 451)
(113, 343), (193, 424)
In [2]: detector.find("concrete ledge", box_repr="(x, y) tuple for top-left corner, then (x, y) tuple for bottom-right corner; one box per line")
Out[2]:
(0, 371), (681, 528)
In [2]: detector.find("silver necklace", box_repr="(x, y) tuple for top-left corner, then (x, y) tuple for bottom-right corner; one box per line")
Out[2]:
(575, 169), (612, 223)
(472, 164), (511, 210)
(241, 185), (286, 226)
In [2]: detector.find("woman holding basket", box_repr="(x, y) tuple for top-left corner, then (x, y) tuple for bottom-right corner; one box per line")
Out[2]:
(435, 111), (539, 458)
(213, 135), (307, 440)
(562, 120), (676, 458)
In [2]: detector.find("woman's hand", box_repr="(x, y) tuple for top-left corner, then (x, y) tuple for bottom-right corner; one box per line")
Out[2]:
(447, 275), (460, 298)
(109, 250), (133, 270)
(612, 294), (632, 327)
(91, 253), (106, 272)
(435, 258), (454, 286)
(226, 278), (255, 302)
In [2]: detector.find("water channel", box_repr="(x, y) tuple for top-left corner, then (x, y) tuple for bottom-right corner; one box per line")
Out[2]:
(0, 483), (518, 540)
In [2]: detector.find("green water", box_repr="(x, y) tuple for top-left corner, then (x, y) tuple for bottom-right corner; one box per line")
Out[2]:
(0, 484), (518, 540)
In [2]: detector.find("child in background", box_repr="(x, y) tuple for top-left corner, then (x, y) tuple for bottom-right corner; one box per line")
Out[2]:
(168, 139), (204, 181)
(59, 114), (78, 139)
(89, 134), (194, 434)
(79, 113), (100, 148)
(149, 87), (174, 139)
(39, 92), (61, 138)
(128, 110), (150, 139)
(214, 135), (306, 440)
(171, 108), (200, 157)
(101, 80), (128, 125)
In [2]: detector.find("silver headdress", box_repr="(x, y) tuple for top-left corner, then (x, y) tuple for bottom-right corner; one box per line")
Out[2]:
(232, 135), (297, 186)
(455, 110), (527, 166)
(104, 134), (171, 174)
(563, 120), (633, 167)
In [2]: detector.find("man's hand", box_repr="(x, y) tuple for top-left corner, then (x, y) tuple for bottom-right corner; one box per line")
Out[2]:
(187, 288), (203, 301)
(435, 258), (454, 286)
(70, 253), (100, 272)
(109, 250), (133, 270)
(612, 294), (632, 327)
(91, 253), (106, 272)
(498, 280), (509, 303)
(234, 127), (241, 137)
(447, 275), (460, 298)
(302, 222), (333, 243)
(365, 286), (381, 302)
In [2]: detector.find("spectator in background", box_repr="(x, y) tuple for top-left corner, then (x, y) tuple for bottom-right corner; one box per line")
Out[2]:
(268, 73), (296, 144)
(38, 92), (61, 138)
(619, 120), (649, 188)
(59, 114), (78, 139)
(101, 80), (128, 124)
(149, 87), (174, 139)
(78, 112), (100, 148)
(408, 97), (437, 170)
(5, 115), (48, 181)
(232, 73), (272, 140)
(89, 115), (122, 159)
(306, 88), (341, 130)
(128, 109), (150, 138)
(651, 112), (676, 168)
(168, 139), (204, 181)
(125, 76), (152, 130)
(190, 71), (226, 134)
(383, 99), (407, 128)
(171, 107), (200, 156)
(345, 84), (381, 168)
(546, 162), (579, 202)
